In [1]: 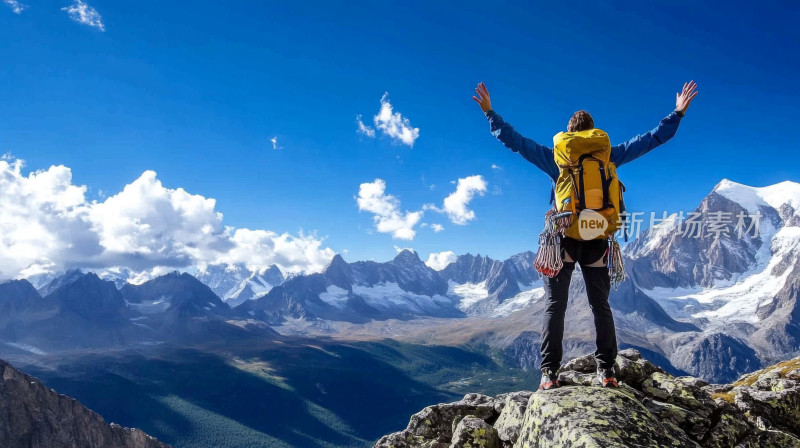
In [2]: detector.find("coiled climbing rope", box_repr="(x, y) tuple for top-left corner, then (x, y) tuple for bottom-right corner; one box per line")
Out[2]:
(607, 234), (626, 289)
(534, 209), (572, 278)
(535, 209), (627, 288)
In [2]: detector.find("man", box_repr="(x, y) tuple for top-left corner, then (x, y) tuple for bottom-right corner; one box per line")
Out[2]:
(473, 81), (698, 390)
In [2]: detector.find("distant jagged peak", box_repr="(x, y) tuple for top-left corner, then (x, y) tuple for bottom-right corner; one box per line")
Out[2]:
(37, 268), (94, 296)
(262, 264), (283, 275)
(326, 253), (350, 269)
(196, 262), (249, 275)
(197, 262), (282, 276)
(153, 270), (206, 285)
(388, 249), (432, 271)
(507, 250), (535, 261)
(456, 252), (497, 264)
(392, 248), (423, 264)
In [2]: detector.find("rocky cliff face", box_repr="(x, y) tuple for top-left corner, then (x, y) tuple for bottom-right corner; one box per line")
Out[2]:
(374, 350), (800, 448)
(0, 358), (169, 448)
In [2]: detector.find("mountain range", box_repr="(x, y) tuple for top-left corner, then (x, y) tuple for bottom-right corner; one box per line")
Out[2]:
(0, 270), (275, 353)
(1, 179), (798, 386)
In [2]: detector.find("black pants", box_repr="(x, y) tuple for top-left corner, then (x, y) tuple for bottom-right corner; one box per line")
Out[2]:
(539, 237), (618, 372)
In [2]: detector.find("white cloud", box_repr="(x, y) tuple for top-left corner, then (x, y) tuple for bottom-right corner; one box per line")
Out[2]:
(270, 136), (281, 150)
(425, 251), (457, 271)
(371, 92), (419, 147)
(407, 176), (489, 227)
(61, 0), (105, 31)
(356, 178), (422, 240)
(215, 228), (334, 276)
(442, 175), (487, 225)
(393, 245), (415, 254)
(0, 157), (335, 282)
(491, 164), (501, 170)
(356, 115), (376, 138)
(3, 0), (26, 14)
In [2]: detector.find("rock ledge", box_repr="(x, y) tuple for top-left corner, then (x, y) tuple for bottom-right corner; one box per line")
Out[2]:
(374, 349), (800, 448)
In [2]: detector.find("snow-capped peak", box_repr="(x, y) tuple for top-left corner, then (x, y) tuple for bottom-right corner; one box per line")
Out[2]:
(714, 179), (800, 215)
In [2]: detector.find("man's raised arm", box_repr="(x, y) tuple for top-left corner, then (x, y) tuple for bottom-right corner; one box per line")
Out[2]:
(473, 82), (559, 181)
(611, 81), (698, 167)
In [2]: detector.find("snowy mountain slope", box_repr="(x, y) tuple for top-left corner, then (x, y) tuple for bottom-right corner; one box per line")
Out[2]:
(438, 251), (540, 314)
(631, 180), (799, 322)
(625, 179), (800, 373)
(195, 264), (284, 307)
(716, 179), (800, 214)
(240, 251), (461, 323)
(239, 249), (554, 323)
(627, 186), (778, 290)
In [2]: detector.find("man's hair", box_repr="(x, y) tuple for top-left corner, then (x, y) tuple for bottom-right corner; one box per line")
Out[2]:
(567, 110), (594, 132)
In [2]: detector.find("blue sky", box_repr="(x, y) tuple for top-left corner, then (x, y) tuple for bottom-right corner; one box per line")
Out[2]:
(1, 0), (799, 272)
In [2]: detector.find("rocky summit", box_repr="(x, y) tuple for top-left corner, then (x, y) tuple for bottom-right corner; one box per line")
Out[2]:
(373, 349), (800, 448)
(0, 358), (169, 448)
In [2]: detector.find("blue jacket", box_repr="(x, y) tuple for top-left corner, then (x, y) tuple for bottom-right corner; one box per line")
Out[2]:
(485, 109), (684, 183)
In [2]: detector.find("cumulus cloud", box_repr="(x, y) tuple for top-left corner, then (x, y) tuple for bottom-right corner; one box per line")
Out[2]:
(3, 0), (26, 14)
(425, 251), (457, 271)
(355, 115), (376, 138)
(61, 0), (105, 31)
(442, 175), (487, 225)
(423, 175), (488, 225)
(393, 245), (415, 254)
(0, 157), (335, 282)
(356, 179), (422, 240)
(214, 228), (334, 276)
(431, 223), (444, 233)
(357, 93), (419, 146)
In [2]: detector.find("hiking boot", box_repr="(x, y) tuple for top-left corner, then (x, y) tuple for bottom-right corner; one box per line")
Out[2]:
(538, 368), (560, 391)
(597, 366), (618, 388)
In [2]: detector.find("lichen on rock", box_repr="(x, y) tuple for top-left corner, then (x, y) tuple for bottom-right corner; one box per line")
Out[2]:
(450, 416), (501, 448)
(514, 386), (695, 448)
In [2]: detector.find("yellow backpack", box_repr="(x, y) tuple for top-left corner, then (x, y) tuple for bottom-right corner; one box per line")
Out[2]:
(552, 129), (624, 240)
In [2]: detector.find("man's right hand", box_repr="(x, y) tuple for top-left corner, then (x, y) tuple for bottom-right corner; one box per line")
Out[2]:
(675, 80), (699, 114)
(472, 82), (492, 113)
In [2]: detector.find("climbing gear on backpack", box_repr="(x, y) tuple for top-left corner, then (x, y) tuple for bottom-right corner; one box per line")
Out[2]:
(535, 129), (628, 282)
(539, 368), (561, 391)
(596, 366), (618, 388)
(534, 208), (572, 278)
(552, 129), (625, 241)
(607, 234), (626, 289)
